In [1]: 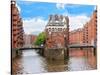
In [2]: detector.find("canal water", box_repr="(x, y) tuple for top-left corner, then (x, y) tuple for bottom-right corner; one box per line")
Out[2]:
(12, 48), (97, 74)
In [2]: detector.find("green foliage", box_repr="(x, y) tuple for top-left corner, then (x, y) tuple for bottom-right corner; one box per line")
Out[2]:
(34, 32), (46, 46)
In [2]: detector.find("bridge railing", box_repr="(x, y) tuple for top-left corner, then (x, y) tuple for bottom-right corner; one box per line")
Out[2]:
(68, 43), (96, 48)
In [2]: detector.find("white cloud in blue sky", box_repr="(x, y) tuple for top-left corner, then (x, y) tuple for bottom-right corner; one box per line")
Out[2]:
(69, 14), (90, 31)
(56, 3), (66, 9)
(23, 17), (47, 35)
(17, 1), (96, 35)
(23, 13), (90, 35)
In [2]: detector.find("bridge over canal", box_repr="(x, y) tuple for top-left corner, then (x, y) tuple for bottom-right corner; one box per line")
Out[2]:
(68, 43), (96, 48)
(18, 46), (44, 50)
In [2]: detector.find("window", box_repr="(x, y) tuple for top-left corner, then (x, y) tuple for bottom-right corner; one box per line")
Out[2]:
(13, 14), (17, 16)
(55, 28), (57, 32)
(58, 28), (62, 31)
(14, 41), (16, 43)
(52, 28), (54, 32)
(13, 33), (17, 36)
(60, 28), (62, 31)
(48, 28), (51, 32)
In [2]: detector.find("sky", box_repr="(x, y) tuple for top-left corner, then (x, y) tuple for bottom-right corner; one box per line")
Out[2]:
(16, 0), (96, 35)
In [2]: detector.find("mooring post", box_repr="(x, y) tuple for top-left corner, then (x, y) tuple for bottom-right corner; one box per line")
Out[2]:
(64, 47), (69, 60)
(67, 47), (69, 59)
(64, 34), (69, 60)
(64, 48), (66, 60)
(93, 47), (96, 56)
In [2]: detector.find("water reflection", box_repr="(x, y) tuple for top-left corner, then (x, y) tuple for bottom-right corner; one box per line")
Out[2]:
(68, 48), (97, 71)
(12, 48), (97, 74)
(68, 57), (93, 71)
(46, 59), (68, 72)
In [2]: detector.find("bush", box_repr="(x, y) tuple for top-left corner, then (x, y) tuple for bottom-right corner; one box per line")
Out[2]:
(34, 32), (46, 46)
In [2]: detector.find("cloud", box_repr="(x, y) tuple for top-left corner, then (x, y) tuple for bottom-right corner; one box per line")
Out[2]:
(23, 17), (47, 35)
(69, 14), (90, 31)
(94, 5), (97, 10)
(63, 11), (90, 31)
(56, 3), (66, 9)
(23, 14), (90, 35)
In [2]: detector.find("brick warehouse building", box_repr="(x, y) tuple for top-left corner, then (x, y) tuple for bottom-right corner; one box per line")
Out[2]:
(83, 10), (97, 45)
(69, 28), (83, 44)
(23, 34), (37, 48)
(11, 1), (24, 49)
(69, 10), (97, 46)
(44, 14), (69, 60)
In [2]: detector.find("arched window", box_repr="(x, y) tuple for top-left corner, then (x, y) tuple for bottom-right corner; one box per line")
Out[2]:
(58, 28), (62, 31)
(52, 28), (54, 32)
(48, 28), (51, 32)
(55, 28), (57, 32)
(60, 28), (62, 31)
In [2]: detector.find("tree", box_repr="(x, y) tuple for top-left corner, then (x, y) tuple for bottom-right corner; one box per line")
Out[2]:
(34, 32), (46, 46)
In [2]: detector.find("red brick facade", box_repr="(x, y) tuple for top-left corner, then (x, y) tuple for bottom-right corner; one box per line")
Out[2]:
(69, 10), (97, 45)
(69, 28), (83, 44)
(30, 35), (37, 44)
(11, 1), (24, 48)
(23, 34), (37, 47)
(83, 10), (97, 45)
